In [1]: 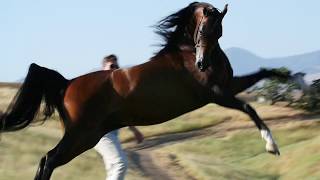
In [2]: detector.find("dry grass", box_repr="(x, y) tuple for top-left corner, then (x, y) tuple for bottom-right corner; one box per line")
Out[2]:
(154, 105), (320, 180)
(1, 85), (320, 180)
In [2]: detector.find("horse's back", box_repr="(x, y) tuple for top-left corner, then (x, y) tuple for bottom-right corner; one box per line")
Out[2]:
(63, 70), (118, 124)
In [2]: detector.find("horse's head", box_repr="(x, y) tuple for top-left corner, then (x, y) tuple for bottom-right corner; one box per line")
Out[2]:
(193, 3), (228, 71)
(155, 2), (227, 71)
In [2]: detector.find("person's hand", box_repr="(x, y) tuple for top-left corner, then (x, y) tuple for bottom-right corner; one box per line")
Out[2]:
(0, 110), (4, 118)
(0, 110), (4, 130)
(128, 126), (144, 144)
(133, 130), (144, 144)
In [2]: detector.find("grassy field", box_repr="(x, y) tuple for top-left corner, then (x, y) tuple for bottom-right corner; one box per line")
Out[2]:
(155, 125), (320, 180)
(154, 107), (320, 180)
(0, 87), (148, 180)
(1, 86), (320, 180)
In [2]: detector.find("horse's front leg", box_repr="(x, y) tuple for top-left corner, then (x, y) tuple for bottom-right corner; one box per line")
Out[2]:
(229, 68), (291, 96)
(211, 86), (280, 155)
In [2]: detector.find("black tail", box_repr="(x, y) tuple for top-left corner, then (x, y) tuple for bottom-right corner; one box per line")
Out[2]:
(0, 63), (69, 132)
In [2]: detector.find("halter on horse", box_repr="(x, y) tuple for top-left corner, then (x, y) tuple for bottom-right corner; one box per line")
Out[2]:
(1, 2), (281, 180)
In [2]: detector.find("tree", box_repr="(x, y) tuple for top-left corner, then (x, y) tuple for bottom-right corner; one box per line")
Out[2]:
(299, 79), (320, 111)
(255, 67), (296, 105)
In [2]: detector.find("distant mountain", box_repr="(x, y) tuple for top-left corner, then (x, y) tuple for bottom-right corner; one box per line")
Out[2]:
(225, 47), (266, 75)
(13, 48), (320, 83)
(225, 47), (320, 83)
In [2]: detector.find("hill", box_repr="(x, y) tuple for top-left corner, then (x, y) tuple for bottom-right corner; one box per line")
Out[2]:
(225, 47), (320, 83)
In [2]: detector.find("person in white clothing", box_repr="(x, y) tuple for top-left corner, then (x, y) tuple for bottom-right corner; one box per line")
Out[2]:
(94, 54), (144, 180)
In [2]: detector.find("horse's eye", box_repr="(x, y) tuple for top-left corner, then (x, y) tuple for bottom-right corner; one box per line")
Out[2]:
(203, 8), (209, 17)
(110, 64), (119, 69)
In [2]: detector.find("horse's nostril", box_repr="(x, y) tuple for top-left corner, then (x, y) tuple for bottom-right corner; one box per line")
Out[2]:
(197, 61), (202, 68)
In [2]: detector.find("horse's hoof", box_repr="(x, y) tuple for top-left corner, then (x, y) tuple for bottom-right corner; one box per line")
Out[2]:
(266, 142), (280, 156)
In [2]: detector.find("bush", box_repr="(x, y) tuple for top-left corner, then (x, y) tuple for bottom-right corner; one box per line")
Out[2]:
(297, 79), (320, 111)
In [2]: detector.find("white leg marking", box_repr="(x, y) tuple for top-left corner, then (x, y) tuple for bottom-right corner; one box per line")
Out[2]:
(260, 129), (275, 144)
(260, 129), (280, 156)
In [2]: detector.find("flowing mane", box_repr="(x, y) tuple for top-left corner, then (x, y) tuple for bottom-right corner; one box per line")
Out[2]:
(154, 2), (199, 49)
(1, 3), (284, 179)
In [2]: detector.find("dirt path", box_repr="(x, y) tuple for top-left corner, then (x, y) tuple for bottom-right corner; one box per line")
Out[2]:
(124, 118), (233, 180)
(124, 110), (320, 180)
(125, 127), (206, 180)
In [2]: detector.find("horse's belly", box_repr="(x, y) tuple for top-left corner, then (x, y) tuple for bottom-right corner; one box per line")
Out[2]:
(123, 93), (207, 125)
(115, 67), (210, 125)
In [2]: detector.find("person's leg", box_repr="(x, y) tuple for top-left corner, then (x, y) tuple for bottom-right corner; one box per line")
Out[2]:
(94, 130), (128, 180)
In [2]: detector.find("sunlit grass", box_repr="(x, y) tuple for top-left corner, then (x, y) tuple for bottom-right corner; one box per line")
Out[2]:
(155, 121), (320, 180)
(1, 86), (320, 180)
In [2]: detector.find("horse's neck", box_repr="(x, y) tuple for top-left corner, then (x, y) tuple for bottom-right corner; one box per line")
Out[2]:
(212, 44), (232, 70)
(209, 44), (233, 87)
(153, 46), (233, 89)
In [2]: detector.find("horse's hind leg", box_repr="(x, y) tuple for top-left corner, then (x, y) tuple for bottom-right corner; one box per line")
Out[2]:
(34, 128), (105, 180)
(35, 147), (58, 180)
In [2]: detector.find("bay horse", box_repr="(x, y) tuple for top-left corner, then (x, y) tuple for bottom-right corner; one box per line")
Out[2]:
(1, 2), (282, 180)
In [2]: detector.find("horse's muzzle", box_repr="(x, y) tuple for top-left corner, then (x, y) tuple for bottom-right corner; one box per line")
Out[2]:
(195, 58), (207, 72)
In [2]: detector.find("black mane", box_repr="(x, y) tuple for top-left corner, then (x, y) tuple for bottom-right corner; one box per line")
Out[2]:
(155, 2), (199, 49)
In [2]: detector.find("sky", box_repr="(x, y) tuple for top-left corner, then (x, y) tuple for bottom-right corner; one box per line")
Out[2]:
(1, 0), (319, 82)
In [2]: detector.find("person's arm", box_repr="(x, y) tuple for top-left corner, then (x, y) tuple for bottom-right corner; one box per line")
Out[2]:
(128, 126), (144, 144)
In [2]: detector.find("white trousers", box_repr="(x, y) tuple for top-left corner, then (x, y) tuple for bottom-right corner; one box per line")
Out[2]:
(94, 130), (128, 180)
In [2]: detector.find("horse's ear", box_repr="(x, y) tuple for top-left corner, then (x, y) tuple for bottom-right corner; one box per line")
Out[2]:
(221, 4), (228, 19)
(189, 2), (199, 6)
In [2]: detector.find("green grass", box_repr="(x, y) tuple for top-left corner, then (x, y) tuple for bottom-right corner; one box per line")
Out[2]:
(0, 87), (147, 180)
(1, 86), (320, 180)
(155, 122), (320, 180)
(0, 125), (148, 180)
(0, 87), (224, 179)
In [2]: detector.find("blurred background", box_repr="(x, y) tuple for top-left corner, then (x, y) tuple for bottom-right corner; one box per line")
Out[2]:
(1, 1), (320, 180)
(1, 0), (320, 82)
